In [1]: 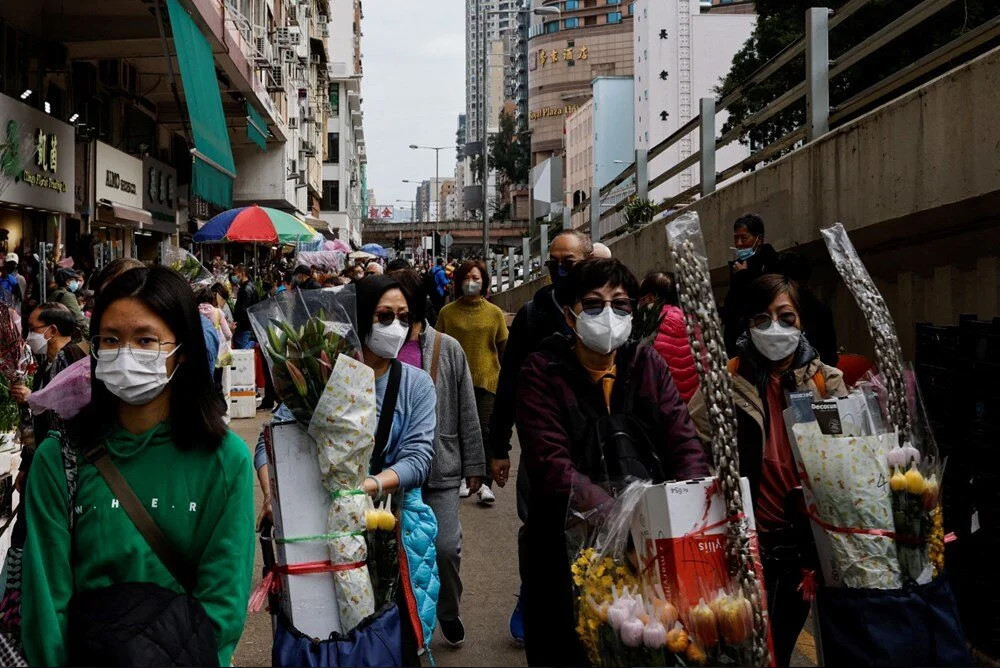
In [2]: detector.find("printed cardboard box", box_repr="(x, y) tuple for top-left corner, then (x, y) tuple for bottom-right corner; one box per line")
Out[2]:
(229, 349), (256, 388)
(265, 420), (343, 637)
(630, 477), (764, 612)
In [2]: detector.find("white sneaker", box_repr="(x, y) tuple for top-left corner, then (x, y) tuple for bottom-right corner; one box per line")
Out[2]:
(477, 485), (496, 506)
(459, 481), (471, 498)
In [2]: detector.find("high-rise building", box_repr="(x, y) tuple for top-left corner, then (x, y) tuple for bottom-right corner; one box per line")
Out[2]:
(466, 0), (506, 146)
(511, 7), (531, 129)
(633, 0), (755, 200)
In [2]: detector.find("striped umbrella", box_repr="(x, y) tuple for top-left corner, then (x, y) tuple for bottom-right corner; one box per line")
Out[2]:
(193, 205), (317, 244)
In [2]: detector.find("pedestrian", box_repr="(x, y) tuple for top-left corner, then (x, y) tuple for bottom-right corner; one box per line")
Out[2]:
(292, 264), (321, 290)
(728, 273), (846, 667)
(435, 260), (507, 506)
(195, 287), (233, 408)
(429, 258), (450, 310)
(591, 242), (612, 259)
(356, 275), (438, 664)
(638, 271), (700, 402)
(1, 253), (24, 313)
(390, 267), (486, 648)
(516, 258), (709, 667)
(488, 228), (593, 643)
(231, 263), (259, 349)
(365, 261), (383, 276)
(48, 268), (87, 332)
(93, 258), (145, 297)
(722, 213), (779, 356)
(20, 265), (255, 667)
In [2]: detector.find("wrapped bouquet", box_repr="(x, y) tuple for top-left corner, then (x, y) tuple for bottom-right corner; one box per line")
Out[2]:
(163, 246), (213, 286)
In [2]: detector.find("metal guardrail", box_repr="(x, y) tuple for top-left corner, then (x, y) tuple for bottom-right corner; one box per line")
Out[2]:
(569, 0), (997, 243)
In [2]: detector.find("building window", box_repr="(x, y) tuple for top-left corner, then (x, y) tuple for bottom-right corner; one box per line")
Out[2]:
(565, 0), (579, 8)
(607, 0), (621, 4)
(544, 21), (559, 34)
(326, 132), (340, 164)
(607, 11), (622, 23)
(564, 17), (579, 28)
(628, 2), (634, 14)
(322, 180), (340, 211)
(330, 87), (339, 115)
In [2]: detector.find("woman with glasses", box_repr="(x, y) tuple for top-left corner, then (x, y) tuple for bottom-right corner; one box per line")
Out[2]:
(434, 260), (508, 505)
(728, 273), (846, 667)
(20, 266), (255, 667)
(515, 258), (709, 667)
(355, 275), (438, 664)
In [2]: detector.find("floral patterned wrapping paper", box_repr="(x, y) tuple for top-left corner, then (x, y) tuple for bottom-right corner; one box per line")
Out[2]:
(309, 354), (377, 632)
(790, 421), (903, 590)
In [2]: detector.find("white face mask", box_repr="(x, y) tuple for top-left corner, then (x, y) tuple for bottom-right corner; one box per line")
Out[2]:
(462, 281), (482, 297)
(573, 305), (633, 355)
(750, 322), (801, 361)
(95, 346), (182, 406)
(366, 320), (409, 359)
(26, 330), (49, 355)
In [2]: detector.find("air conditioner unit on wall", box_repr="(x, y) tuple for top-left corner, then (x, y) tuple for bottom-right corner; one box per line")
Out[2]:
(283, 49), (296, 63)
(320, 23), (329, 37)
(275, 27), (291, 45)
(288, 116), (299, 129)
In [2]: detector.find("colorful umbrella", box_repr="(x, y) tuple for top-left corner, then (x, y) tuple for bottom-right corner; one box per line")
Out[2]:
(360, 243), (388, 259)
(194, 205), (317, 244)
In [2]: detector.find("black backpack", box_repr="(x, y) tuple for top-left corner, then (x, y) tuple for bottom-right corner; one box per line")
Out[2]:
(60, 436), (218, 667)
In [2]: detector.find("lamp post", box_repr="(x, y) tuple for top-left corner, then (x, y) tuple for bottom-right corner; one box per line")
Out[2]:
(481, 3), (561, 260)
(409, 144), (449, 259)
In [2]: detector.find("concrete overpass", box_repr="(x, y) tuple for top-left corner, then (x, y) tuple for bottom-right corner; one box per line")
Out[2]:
(495, 43), (1000, 360)
(362, 220), (529, 255)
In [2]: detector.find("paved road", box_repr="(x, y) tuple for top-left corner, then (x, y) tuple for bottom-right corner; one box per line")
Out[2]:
(229, 409), (815, 667)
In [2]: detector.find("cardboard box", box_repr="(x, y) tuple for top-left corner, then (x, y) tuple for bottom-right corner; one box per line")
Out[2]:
(630, 477), (763, 612)
(229, 349), (256, 387)
(229, 394), (257, 419)
(266, 420), (343, 637)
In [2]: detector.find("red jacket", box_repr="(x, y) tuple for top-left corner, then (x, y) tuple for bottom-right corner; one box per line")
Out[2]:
(652, 304), (700, 403)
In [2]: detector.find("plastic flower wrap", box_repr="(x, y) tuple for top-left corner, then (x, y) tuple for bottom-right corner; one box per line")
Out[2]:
(162, 246), (213, 286)
(27, 356), (91, 419)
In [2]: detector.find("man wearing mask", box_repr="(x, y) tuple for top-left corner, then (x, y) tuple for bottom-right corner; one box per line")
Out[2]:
(292, 264), (322, 290)
(231, 264), (258, 349)
(516, 258), (708, 666)
(487, 228), (592, 644)
(723, 213), (779, 357)
(49, 268), (87, 332)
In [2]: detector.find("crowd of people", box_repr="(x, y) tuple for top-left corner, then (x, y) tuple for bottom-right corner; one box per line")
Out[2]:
(0, 210), (848, 667)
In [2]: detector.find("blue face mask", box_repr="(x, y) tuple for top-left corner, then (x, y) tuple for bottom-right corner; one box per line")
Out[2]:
(229, 275), (240, 285)
(733, 246), (757, 262)
(67, 280), (80, 293)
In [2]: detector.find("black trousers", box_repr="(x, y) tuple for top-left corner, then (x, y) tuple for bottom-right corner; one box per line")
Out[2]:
(760, 530), (813, 667)
(473, 388), (496, 487)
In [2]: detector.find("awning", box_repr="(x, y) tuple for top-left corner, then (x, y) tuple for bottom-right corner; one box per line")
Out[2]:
(98, 201), (153, 228)
(246, 102), (269, 152)
(166, 0), (237, 209)
(145, 215), (179, 236)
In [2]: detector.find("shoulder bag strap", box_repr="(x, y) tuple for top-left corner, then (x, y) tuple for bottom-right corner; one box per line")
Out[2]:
(84, 444), (197, 593)
(371, 360), (403, 474)
(429, 331), (443, 385)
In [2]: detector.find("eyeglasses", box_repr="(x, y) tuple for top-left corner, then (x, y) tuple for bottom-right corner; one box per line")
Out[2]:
(375, 310), (411, 327)
(91, 335), (179, 362)
(579, 298), (634, 317)
(545, 259), (577, 272)
(750, 312), (798, 331)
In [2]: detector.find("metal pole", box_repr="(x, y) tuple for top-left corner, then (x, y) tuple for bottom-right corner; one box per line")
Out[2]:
(699, 97), (717, 196)
(540, 223), (549, 263)
(590, 185), (601, 243)
(481, 1), (490, 259)
(507, 246), (516, 291)
(522, 236), (530, 280)
(806, 7), (831, 141)
(635, 148), (649, 201)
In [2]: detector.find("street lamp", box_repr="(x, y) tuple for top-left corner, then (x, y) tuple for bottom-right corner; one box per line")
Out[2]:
(408, 144), (450, 246)
(480, 3), (561, 259)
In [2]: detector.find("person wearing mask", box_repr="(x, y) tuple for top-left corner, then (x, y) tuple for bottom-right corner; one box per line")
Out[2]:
(210, 282), (236, 327)
(488, 228), (592, 643)
(20, 266), (254, 667)
(728, 273), (846, 667)
(722, 213), (779, 356)
(49, 268), (87, 331)
(435, 260), (507, 506)
(231, 264), (259, 349)
(292, 264), (321, 290)
(516, 258), (709, 666)
(390, 268), (486, 648)
(429, 258), (450, 310)
(365, 261), (384, 276)
(356, 275), (438, 664)
(1, 253), (24, 313)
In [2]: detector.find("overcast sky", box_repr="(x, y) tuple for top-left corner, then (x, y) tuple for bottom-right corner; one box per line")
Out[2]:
(363, 1), (465, 219)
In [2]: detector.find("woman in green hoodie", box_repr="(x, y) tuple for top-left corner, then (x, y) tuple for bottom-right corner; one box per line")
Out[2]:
(20, 265), (255, 667)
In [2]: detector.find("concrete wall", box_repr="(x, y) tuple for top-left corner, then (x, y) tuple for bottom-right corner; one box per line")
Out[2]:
(497, 45), (1000, 358)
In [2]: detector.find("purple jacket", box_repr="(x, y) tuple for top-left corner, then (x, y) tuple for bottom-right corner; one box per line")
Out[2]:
(516, 335), (709, 522)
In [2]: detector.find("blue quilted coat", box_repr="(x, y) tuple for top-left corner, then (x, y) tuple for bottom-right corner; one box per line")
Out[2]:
(399, 488), (440, 654)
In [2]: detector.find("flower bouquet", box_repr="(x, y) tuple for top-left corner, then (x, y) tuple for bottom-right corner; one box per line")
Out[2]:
(162, 246), (213, 286)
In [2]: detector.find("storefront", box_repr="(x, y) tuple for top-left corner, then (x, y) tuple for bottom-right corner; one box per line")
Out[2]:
(92, 141), (151, 264)
(141, 155), (179, 262)
(0, 93), (75, 270)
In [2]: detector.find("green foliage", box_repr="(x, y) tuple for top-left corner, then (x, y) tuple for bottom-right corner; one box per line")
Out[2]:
(717, 0), (995, 160)
(489, 110), (530, 189)
(623, 197), (656, 232)
(0, 377), (23, 434)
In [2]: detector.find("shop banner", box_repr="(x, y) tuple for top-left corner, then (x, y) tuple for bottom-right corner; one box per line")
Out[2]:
(96, 142), (143, 210)
(0, 94), (74, 214)
(143, 155), (177, 221)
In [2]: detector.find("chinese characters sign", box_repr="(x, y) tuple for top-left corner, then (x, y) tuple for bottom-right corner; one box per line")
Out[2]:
(0, 95), (74, 213)
(367, 205), (394, 221)
(538, 46), (588, 67)
(529, 104), (580, 121)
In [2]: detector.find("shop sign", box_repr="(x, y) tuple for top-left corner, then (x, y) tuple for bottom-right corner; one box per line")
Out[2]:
(0, 94), (74, 213)
(95, 142), (142, 209)
(142, 155), (177, 219)
(538, 46), (588, 68)
(529, 104), (580, 121)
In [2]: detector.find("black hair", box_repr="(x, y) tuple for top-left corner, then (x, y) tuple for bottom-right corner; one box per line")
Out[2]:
(436, 258), (445, 266)
(294, 264), (312, 277)
(194, 287), (216, 305)
(55, 268), (77, 287)
(210, 281), (231, 302)
(557, 258), (639, 306)
(638, 271), (678, 306)
(454, 260), (489, 296)
(33, 302), (78, 337)
(386, 258), (411, 273)
(733, 213), (765, 238)
(388, 268), (427, 326)
(355, 275), (403, 344)
(743, 273), (801, 324)
(94, 258), (145, 297)
(69, 266), (227, 451)
(776, 251), (811, 284)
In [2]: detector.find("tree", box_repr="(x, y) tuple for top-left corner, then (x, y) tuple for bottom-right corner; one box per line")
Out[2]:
(717, 0), (994, 161)
(488, 110), (530, 220)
